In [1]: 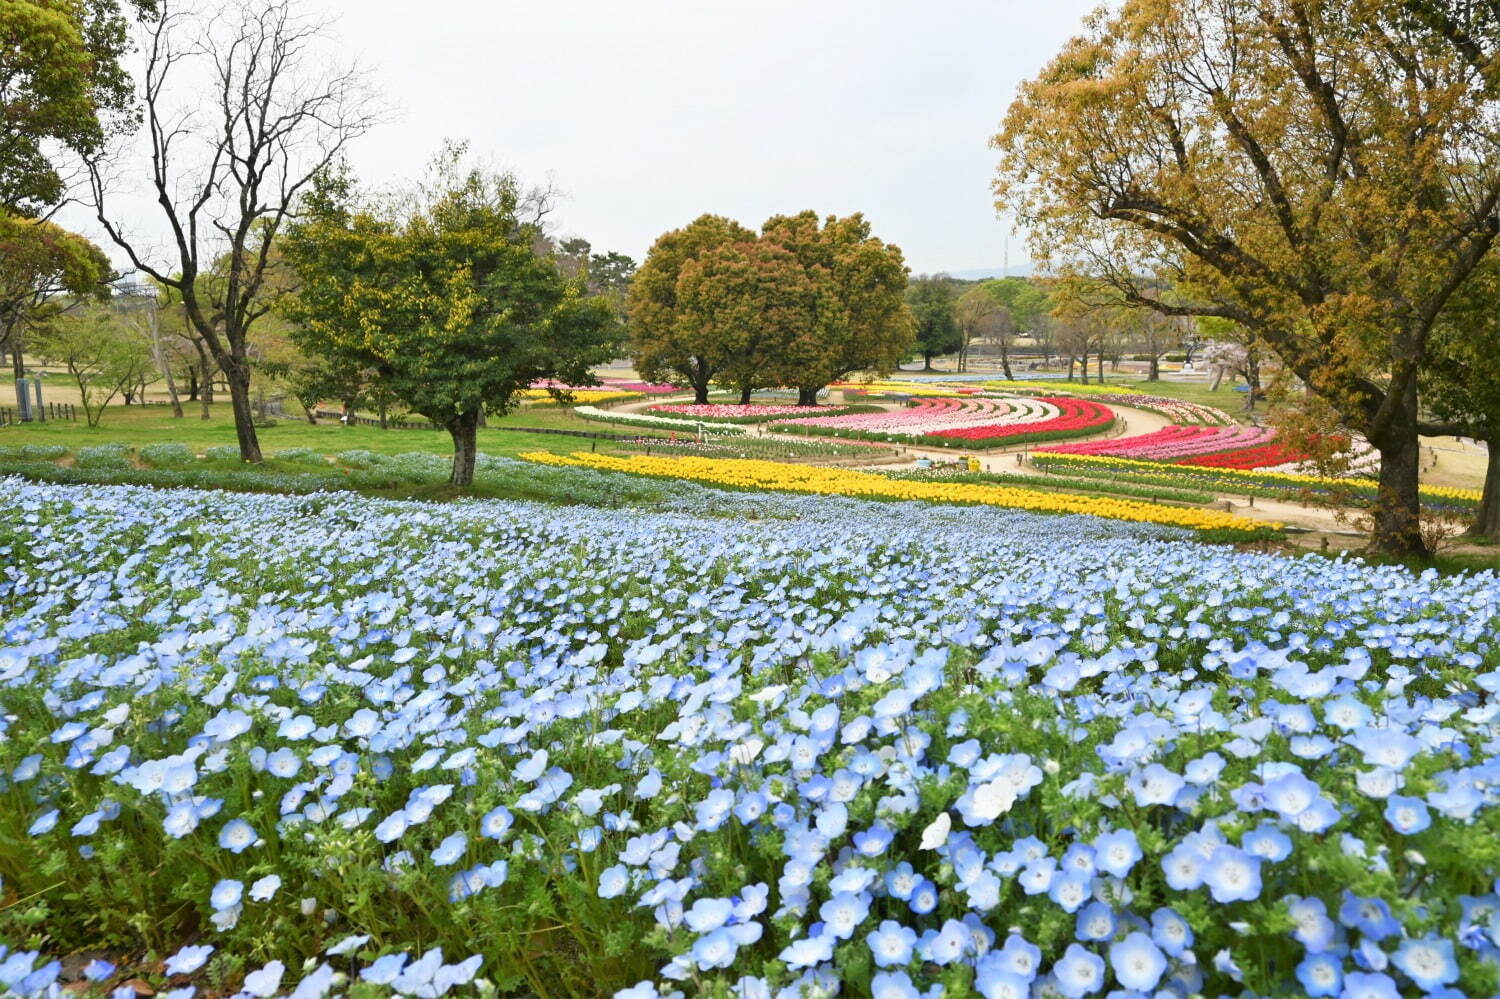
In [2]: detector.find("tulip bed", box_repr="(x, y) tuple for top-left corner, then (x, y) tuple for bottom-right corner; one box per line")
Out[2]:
(2, 475), (1498, 999)
(1030, 453), (1483, 512)
(777, 398), (1115, 450)
(644, 404), (876, 424)
(1038, 426), (1282, 463)
(518, 451), (1271, 536)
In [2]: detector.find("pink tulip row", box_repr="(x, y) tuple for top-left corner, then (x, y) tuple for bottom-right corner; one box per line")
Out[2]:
(648, 403), (821, 418)
(1036, 424), (1277, 461)
(776, 396), (1062, 436)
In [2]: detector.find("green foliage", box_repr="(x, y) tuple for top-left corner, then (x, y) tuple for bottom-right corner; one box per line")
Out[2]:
(905, 274), (961, 366)
(283, 149), (620, 485)
(204, 444), (242, 463)
(0, 0), (143, 214)
(29, 304), (154, 426)
(627, 214), (759, 402)
(757, 211), (915, 396)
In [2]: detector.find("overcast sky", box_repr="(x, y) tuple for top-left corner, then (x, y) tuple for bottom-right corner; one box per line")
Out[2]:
(73, 0), (1102, 277)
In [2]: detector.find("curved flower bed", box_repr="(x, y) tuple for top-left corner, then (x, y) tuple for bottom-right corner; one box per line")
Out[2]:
(1179, 442), (1310, 469)
(573, 406), (749, 436)
(645, 403), (866, 424)
(777, 398), (1113, 450)
(776, 397), (1050, 436)
(1030, 452), (1482, 510)
(520, 449), (1260, 533)
(925, 398), (1114, 448)
(11, 479), (1500, 999)
(1039, 425), (1278, 462)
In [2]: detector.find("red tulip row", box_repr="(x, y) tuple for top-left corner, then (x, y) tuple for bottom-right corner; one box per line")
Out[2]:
(925, 398), (1115, 447)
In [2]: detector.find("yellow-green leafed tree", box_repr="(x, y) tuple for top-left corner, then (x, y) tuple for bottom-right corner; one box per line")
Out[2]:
(676, 238), (825, 406)
(994, 0), (1500, 556)
(628, 215), (758, 403)
(759, 212), (914, 404)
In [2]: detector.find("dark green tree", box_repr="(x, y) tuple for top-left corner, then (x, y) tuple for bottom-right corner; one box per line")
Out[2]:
(283, 153), (619, 486)
(906, 274), (960, 370)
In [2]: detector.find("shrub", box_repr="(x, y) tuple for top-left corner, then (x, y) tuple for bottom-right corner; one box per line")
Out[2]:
(204, 444), (243, 463)
(139, 443), (197, 467)
(74, 443), (130, 469)
(272, 447), (326, 466)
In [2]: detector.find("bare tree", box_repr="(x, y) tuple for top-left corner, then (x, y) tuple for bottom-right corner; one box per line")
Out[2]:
(88, 0), (380, 461)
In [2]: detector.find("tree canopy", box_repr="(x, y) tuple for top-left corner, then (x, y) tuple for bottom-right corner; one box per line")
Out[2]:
(995, 0), (1500, 555)
(628, 214), (758, 404)
(282, 156), (619, 486)
(1, 0), (151, 215)
(905, 275), (960, 370)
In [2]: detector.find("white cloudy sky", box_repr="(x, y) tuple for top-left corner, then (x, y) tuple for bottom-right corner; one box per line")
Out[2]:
(73, 0), (1102, 276)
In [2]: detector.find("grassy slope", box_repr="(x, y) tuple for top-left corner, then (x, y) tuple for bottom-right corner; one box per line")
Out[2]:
(0, 402), (675, 458)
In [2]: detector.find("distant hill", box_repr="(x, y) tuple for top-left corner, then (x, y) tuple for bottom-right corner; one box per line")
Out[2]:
(943, 263), (1037, 280)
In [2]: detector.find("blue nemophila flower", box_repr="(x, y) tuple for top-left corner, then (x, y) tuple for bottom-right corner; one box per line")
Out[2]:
(249, 874), (281, 902)
(164, 944), (214, 976)
(1393, 936), (1459, 992)
(209, 879), (242, 911)
(818, 891), (870, 939)
(1109, 932), (1166, 992)
(1092, 829), (1141, 877)
(430, 830), (467, 866)
(217, 817), (257, 853)
(242, 959), (283, 997)
(1202, 846), (1262, 902)
(868, 970), (920, 999)
(1295, 952), (1343, 997)
(1340, 893), (1401, 940)
(82, 959), (115, 982)
(866, 920), (916, 967)
(1053, 942), (1105, 998)
(1340, 970), (1400, 999)
(1384, 794), (1432, 834)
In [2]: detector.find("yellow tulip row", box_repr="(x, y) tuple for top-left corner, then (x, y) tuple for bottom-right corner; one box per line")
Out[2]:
(520, 389), (640, 405)
(838, 379), (1143, 399)
(518, 451), (1279, 534)
(1034, 453), (1483, 504)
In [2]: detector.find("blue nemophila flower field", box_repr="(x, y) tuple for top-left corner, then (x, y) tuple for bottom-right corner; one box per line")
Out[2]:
(1, 476), (1498, 999)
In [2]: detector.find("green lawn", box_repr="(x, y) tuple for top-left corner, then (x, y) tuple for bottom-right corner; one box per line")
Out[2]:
(0, 402), (678, 459)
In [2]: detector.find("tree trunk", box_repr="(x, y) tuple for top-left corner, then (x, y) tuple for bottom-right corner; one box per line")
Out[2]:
(1148, 356), (1160, 381)
(223, 360), (263, 462)
(1097, 352), (1105, 383)
(1209, 366), (1224, 391)
(1369, 405), (1427, 558)
(149, 308), (184, 418)
(378, 399), (388, 429)
(303, 405), (318, 424)
(1466, 441), (1500, 540)
(186, 365), (198, 401)
(797, 386), (820, 406)
(923, 353), (935, 370)
(199, 353), (214, 419)
(1079, 351), (1090, 384)
(694, 383), (710, 404)
(447, 409), (479, 487)
(999, 337), (1014, 380)
(1066, 356), (1075, 382)
(738, 384), (752, 405)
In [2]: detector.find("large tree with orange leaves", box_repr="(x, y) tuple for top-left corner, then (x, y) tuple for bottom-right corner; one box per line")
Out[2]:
(994, 0), (1500, 556)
